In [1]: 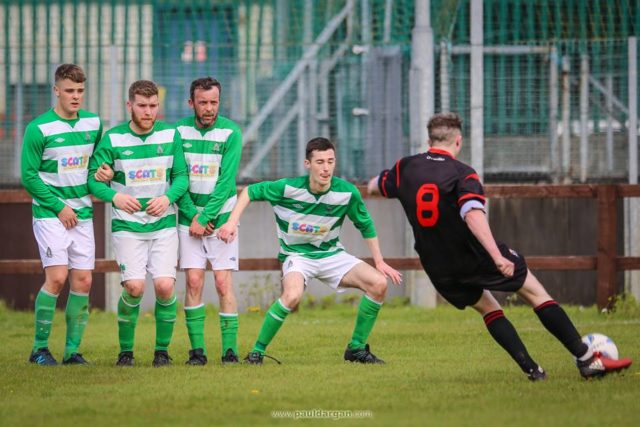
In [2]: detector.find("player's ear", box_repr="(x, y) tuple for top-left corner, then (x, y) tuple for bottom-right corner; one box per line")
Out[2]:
(304, 159), (311, 170)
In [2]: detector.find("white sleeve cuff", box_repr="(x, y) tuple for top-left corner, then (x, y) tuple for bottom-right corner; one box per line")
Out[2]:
(460, 200), (485, 220)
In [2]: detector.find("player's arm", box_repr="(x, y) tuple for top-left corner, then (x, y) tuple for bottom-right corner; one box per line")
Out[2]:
(464, 209), (513, 277)
(364, 236), (402, 285)
(147, 131), (189, 216)
(369, 160), (401, 198)
(347, 188), (401, 284)
(215, 186), (250, 243)
(21, 124), (66, 214)
(91, 121), (113, 182)
(197, 128), (242, 228)
(459, 170), (513, 277)
(88, 136), (141, 214)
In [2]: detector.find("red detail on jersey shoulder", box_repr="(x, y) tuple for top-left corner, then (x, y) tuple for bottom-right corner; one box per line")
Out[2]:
(458, 193), (486, 205)
(428, 148), (455, 158)
(380, 171), (389, 198)
(465, 173), (480, 182)
(395, 160), (401, 188)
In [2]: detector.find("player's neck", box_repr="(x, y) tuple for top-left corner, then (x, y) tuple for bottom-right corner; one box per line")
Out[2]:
(429, 146), (456, 158)
(53, 105), (78, 120)
(308, 179), (330, 194)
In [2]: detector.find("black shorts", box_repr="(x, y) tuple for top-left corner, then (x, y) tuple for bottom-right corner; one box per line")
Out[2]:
(430, 243), (528, 310)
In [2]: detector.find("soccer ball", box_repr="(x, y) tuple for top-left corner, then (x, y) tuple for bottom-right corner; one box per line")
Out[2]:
(581, 333), (618, 359)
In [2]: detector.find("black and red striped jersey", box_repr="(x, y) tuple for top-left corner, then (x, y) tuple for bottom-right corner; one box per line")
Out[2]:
(378, 148), (495, 280)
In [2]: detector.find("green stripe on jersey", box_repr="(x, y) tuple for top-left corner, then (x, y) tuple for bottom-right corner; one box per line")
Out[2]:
(248, 176), (377, 262)
(21, 109), (102, 219)
(175, 115), (242, 227)
(87, 120), (188, 237)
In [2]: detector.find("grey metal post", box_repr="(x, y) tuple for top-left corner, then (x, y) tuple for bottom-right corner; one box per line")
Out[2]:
(629, 37), (638, 184)
(105, 45), (120, 312)
(549, 47), (559, 181)
(297, 71), (307, 175)
(407, 0), (436, 308)
(409, 0), (434, 154)
(440, 40), (450, 112)
(13, 78), (23, 180)
(606, 74), (614, 172)
(561, 55), (571, 181)
(627, 36), (639, 299)
(579, 55), (589, 183)
(383, 0), (393, 43)
(470, 0), (483, 178)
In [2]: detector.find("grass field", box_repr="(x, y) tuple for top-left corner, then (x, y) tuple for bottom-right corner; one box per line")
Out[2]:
(0, 301), (638, 427)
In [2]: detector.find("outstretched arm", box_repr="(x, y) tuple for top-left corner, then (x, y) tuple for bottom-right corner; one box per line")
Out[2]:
(365, 237), (402, 285)
(215, 186), (251, 243)
(367, 175), (381, 195)
(465, 208), (514, 277)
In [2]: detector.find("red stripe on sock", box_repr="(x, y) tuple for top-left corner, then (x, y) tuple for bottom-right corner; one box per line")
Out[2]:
(483, 310), (505, 326)
(534, 300), (557, 312)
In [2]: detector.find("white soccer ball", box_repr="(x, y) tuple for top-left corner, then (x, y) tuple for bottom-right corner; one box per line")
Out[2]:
(581, 333), (619, 360)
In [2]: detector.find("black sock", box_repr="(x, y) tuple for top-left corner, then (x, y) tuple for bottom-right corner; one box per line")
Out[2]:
(484, 310), (539, 374)
(534, 300), (588, 358)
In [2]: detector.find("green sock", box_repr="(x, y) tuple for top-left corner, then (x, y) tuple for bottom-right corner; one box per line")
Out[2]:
(349, 295), (383, 350)
(185, 304), (207, 355)
(117, 290), (142, 352)
(64, 291), (89, 360)
(155, 294), (177, 351)
(33, 289), (58, 352)
(253, 299), (290, 354)
(220, 312), (239, 357)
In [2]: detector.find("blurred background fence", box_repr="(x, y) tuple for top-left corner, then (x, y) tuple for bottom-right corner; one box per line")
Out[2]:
(0, 0), (638, 185)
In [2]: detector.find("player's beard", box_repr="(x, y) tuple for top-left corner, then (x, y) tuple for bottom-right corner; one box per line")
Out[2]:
(131, 111), (155, 133)
(196, 112), (217, 128)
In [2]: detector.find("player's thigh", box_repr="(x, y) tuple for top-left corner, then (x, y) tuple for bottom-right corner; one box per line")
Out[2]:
(178, 229), (207, 270)
(148, 231), (179, 280)
(67, 220), (96, 270)
(516, 270), (553, 307)
(112, 235), (149, 282)
(281, 270), (305, 307)
(33, 218), (71, 269)
(339, 259), (385, 294)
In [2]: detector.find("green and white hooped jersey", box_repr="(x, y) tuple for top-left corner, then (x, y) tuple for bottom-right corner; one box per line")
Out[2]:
(175, 115), (242, 230)
(248, 176), (377, 262)
(87, 121), (188, 239)
(21, 109), (102, 220)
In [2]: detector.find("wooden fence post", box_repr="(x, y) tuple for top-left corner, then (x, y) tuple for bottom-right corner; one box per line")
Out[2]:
(596, 185), (618, 310)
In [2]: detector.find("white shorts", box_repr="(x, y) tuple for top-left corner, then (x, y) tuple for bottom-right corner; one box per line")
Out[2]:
(33, 218), (95, 270)
(178, 229), (239, 271)
(112, 231), (179, 282)
(282, 251), (363, 292)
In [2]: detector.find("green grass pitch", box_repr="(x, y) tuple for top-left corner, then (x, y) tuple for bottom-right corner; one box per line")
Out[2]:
(0, 302), (638, 426)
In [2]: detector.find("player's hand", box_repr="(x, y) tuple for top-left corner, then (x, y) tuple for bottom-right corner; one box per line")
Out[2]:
(216, 222), (238, 243)
(146, 195), (170, 217)
(494, 256), (514, 278)
(367, 176), (380, 195)
(204, 221), (215, 236)
(94, 163), (114, 182)
(375, 261), (403, 285)
(189, 215), (207, 238)
(113, 193), (142, 214)
(57, 205), (78, 229)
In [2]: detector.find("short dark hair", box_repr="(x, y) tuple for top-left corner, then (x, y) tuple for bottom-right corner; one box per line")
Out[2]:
(190, 77), (222, 101)
(128, 80), (158, 101)
(305, 137), (335, 160)
(55, 64), (86, 83)
(427, 112), (463, 144)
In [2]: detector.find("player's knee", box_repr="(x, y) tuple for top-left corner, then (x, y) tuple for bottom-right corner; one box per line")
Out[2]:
(154, 280), (175, 299)
(369, 274), (388, 300)
(214, 278), (233, 298)
(186, 275), (204, 292)
(45, 272), (68, 293)
(281, 291), (302, 309)
(70, 272), (92, 292)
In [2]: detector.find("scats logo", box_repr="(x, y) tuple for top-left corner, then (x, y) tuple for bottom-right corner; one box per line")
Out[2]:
(188, 163), (218, 177)
(127, 167), (165, 183)
(59, 154), (89, 172)
(291, 222), (328, 236)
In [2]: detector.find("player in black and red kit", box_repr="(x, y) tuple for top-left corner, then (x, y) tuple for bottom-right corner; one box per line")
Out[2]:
(369, 112), (632, 380)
